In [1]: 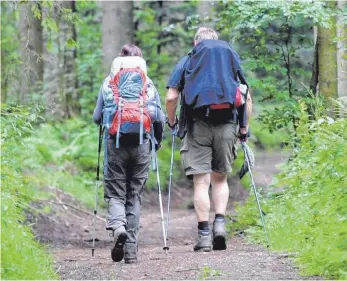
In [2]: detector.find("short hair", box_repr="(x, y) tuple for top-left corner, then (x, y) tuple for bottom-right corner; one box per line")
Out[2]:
(119, 44), (143, 58)
(194, 27), (218, 42)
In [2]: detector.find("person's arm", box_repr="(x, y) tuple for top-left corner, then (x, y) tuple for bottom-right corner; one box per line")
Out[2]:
(165, 56), (189, 127)
(166, 88), (180, 126)
(93, 87), (103, 125)
(151, 82), (165, 146)
(245, 90), (252, 132)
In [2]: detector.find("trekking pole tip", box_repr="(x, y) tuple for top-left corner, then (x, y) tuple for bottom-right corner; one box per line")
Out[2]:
(163, 246), (169, 255)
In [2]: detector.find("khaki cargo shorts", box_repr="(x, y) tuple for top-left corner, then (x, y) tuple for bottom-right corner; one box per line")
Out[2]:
(180, 119), (238, 179)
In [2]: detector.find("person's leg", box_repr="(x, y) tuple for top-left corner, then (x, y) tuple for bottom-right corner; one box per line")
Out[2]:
(211, 121), (238, 250)
(104, 138), (129, 262)
(211, 171), (229, 216)
(211, 171), (229, 250)
(194, 173), (211, 222)
(124, 143), (150, 263)
(193, 173), (212, 251)
(181, 120), (213, 252)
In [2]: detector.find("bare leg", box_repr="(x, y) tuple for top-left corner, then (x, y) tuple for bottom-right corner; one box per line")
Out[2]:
(211, 171), (228, 250)
(211, 171), (229, 215)
(193, 173), (211, 222)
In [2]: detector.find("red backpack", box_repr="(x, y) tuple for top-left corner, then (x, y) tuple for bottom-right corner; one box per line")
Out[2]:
(108, 67), (152, 148)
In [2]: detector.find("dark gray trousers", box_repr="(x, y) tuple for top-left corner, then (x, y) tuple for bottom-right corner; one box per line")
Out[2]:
(104, 138), (150, 246)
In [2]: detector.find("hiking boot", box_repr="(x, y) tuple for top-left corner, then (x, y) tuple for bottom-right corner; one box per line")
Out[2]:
(124, 243), (138, 264)
(213, 218), (227, 250)
(111, 226), (128, 262)
(193, 233), (212, 252)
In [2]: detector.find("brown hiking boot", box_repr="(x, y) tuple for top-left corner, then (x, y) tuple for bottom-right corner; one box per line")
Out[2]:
(213, 219), (227, 250)
(111, 226), (128, 262)
(124, 243), (138, 264)
(193, 233), (212, 252)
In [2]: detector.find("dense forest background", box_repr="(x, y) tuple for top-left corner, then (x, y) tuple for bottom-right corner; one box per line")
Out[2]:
(1, 1), (347, 280)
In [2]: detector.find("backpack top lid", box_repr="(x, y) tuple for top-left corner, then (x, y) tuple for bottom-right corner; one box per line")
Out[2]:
(110, 56), (147, 78)
(183, 39), (242, 109)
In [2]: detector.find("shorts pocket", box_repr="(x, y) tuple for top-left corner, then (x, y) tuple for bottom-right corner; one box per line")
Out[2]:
(180, 136), (190, 171)
(191, 120), (210, 146)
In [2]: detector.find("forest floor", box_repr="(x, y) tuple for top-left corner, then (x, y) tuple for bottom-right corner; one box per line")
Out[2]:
(32, 151), (320, 280)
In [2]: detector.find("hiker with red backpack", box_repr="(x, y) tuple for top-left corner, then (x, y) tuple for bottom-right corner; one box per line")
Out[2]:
(93, 44), (165, 263)
(166, 27), (252, 252)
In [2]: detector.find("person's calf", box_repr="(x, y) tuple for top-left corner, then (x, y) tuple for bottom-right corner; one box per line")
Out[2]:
(193, 173), (211, 222)
(211, 172), (229, 215)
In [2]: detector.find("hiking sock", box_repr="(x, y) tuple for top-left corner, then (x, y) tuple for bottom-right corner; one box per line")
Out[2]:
(215, 214), (225, 221)
(198, 221), (209, 236)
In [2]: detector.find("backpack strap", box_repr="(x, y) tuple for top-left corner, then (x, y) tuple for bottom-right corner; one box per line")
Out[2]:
(103, 130), (109, 176)
(139, 96), (144, 145)
(150, 124), (157, 171)
(115, 97), (123, 149)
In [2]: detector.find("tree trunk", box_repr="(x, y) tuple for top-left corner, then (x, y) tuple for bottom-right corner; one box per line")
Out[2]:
(317, 1), (338, 113)
(336, 0), (347, 98)
(19, 2), (43, 104)
(102, 1), (134, 75)
(310, 27), (319, 94)
(43, 1), (79, 119)
(63, 0), (80, 118)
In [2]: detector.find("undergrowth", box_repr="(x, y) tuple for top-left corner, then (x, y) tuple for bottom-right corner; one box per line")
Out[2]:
(229, 97), (347, 279)
(1, 105), (58, 280)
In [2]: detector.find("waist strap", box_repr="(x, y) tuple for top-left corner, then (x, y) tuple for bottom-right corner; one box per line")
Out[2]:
(210, 103), (232, 110)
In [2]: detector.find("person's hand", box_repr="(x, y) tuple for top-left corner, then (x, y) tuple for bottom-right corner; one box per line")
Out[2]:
(239, 128), (250, 142)
(166, 116), (178, 135)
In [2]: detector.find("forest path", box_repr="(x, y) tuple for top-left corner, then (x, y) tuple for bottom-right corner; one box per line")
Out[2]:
(34, 151), (316, 280)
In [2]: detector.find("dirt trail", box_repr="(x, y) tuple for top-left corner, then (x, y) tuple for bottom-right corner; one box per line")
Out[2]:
(33, 151), (318, 280)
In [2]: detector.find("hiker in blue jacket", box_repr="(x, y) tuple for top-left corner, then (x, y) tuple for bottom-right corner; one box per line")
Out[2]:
(166, 27), (252, 252)
(93, 44), (165, 263)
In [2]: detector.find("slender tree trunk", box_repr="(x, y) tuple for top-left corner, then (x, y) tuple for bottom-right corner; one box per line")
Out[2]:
(19, 2), (43, 104)
(336, 0), (347, 98)
(102, 1), (134, 75)
(317, 1), (338, 113)
(157, 1), (163, 55)
(43, 1), (79, 119)
(63, 0), (79, 118)
(310, 27), (319, 94)
(197, 0), (216, 27)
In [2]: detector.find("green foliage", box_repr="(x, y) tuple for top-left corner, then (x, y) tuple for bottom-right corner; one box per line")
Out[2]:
(250, 118), (288, 149)
(198, 266), (225, 280)
(230, 97), (347, 279)
(19, 119), (100, 208)
(1, 105), (58, 280)
(75, 1), (103, 117)
(215, 1), (337, 134)
(135, 1), (197, 100)
(1, 2), (21, 103)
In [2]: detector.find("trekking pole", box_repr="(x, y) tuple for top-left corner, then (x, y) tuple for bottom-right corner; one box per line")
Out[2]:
(165, 128), (176, 246)
(155, 154), (169, 254)
(92, 125), (103, 257)
(240, 141), (270, 248)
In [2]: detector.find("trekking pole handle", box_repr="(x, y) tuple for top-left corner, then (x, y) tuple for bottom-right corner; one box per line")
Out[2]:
(166, 116), (178, 131)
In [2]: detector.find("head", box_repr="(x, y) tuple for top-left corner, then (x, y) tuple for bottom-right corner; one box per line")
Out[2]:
(119, 44), (143, 57)
(194, 27), (218, 46)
